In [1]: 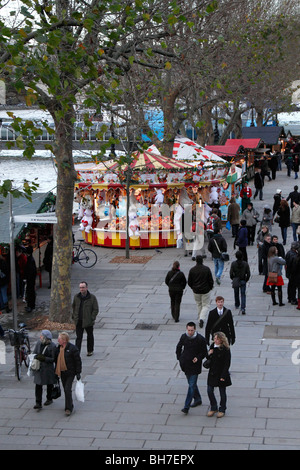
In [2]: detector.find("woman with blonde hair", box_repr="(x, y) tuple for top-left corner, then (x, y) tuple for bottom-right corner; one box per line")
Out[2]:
(206, 331), (231, 418)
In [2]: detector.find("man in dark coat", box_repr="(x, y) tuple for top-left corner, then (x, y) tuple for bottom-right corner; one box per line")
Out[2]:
(286, 185), (300, 209)
(72, 281), (99, 356)
(285, 241), (299, 304)
(188, 255), (214, 328)
(253, 167), (264, 201)
(55, 332), (82, 416)
(24, 246), (37, 312)
(269, 153), (278, 180)
(205, 296), (236, 345)
(176, 322), (207, 414)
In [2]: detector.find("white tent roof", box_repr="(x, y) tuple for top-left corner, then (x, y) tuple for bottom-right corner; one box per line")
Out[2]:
(173, 136), (227, 162)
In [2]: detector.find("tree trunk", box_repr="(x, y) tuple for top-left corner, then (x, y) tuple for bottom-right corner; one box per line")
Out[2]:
(49, 108), (77, 323)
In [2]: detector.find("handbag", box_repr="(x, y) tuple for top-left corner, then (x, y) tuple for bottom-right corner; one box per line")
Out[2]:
(268, 271), (278, 284)
(213, 239), (229, 261)
(203, 358), (211, 369)
(274, 214), (280, 223)
(30, 346), (47, 371)
(51, 378), (61, 400)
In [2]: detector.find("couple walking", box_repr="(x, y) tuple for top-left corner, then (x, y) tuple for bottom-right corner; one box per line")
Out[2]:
(165, 255), (214, 327)
(176, 321), (232, 418)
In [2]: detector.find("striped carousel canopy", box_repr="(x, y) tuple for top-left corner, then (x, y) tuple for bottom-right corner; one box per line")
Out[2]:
(106, 150), (195, 171)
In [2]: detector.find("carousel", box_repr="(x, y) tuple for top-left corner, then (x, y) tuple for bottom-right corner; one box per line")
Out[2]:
(74, 148), (232, 249)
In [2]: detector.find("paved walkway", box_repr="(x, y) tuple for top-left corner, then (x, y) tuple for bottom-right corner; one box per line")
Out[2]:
(1, 167), (300, 451)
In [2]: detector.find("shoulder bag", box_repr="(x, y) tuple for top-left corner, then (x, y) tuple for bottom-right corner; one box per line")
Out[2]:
(30, 346), (47, 371)
(213, 239), (229, 262)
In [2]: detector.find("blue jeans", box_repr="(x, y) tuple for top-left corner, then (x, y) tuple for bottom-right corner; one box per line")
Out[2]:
(184, 374), (201, 409)
(213, 258), (224, 280)
(281, 226), (287, 244)
(233, 280), (246, 310)
(291, 223), (300, 242)
(207, 385), (227, 413)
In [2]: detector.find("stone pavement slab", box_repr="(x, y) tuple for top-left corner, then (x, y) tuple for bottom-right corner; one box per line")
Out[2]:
(1, 169), (300, 451)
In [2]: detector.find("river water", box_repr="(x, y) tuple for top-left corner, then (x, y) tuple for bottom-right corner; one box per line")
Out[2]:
(0, 149), (101, 194)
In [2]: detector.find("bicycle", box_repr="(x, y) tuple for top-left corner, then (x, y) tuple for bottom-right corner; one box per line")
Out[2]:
(72, 239), (97, 268)
(7, 323), (31, 380)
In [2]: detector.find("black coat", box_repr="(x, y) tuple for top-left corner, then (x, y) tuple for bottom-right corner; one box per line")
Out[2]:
(208, 234), (227, 259)
(277, 206), (290, 228)
(207, 344), (232, 388)
(55, 342), (82, 377)
(254, 172), (264, 189)
(188, 263), (214, 294)
(205, 308), (235, 345)
(290, 255), (300, 288)
(165, 269), (187, 294)
(0, 258), (8, 287)
(230, 259), (250, 282)
(176, 332), (207, 375)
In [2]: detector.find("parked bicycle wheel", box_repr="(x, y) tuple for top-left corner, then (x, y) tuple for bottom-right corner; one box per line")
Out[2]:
(21, 338), (30, 367)
(78, 248), (97, 268)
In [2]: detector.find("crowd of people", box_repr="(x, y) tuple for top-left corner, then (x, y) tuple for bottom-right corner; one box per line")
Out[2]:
(171, 149), (300, 418)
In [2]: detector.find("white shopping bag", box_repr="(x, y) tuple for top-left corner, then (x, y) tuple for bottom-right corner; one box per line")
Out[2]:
(75, 379), (85, 402)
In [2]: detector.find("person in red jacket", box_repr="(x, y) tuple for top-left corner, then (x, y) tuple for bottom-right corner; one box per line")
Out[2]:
(240, 182), (252, 212)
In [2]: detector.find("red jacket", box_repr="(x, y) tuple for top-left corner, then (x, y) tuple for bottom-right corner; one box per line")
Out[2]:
(240, 187), (252, 199)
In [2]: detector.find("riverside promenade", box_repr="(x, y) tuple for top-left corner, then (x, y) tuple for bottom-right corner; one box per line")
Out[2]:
(1, 168), (300, 451)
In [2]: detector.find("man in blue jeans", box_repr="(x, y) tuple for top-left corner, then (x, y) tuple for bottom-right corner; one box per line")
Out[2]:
(176, 322), (207, 414)
(208, 228), (227, 285)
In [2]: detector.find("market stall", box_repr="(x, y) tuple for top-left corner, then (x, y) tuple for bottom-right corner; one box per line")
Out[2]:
(74, 149), (231, 249)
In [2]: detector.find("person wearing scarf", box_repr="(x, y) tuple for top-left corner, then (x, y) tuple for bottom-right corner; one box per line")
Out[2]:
(55, 332), (82, 416)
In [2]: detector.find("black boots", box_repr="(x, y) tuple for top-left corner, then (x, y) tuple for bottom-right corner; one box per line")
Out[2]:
(272, 291), (285, 306)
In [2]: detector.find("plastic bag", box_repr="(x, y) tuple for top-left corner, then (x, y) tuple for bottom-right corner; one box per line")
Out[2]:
(75, 379), (85, 402)
(27, 354), (35, 376)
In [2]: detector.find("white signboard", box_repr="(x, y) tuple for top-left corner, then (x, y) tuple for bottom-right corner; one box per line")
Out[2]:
(13, 213), (57, 224)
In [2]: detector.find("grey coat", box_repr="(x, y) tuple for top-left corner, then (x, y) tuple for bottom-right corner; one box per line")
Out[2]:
(32, 339), (56, 386)
(268, 256), (286, 275)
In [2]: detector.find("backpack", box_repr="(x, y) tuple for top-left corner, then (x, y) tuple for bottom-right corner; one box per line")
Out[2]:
(206, 215), (218, 232)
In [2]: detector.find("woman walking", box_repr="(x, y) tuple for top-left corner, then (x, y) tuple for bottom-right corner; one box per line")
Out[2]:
(32, 330), (56, 410)
(165, 261), (187, 322)
(276, 199), (290, 245)
(206, 332), (231, 418)
(267, 246), (286, 306)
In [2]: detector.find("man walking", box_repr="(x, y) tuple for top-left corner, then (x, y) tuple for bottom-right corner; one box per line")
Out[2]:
(72, 281), (99, 356)
(176, 322), (207, 414)
(188, 255), (214, 328)
(208, 228), (227, 285)
(205, 296), (236, 345)
(253, 167), (264, 201)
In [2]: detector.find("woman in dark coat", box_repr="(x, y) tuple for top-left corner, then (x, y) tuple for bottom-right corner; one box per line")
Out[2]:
(206, 331), (231, 418)
(276, 199), (290, 245)
(32, 330), (56, 410)
(165, 261), (187, 322)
